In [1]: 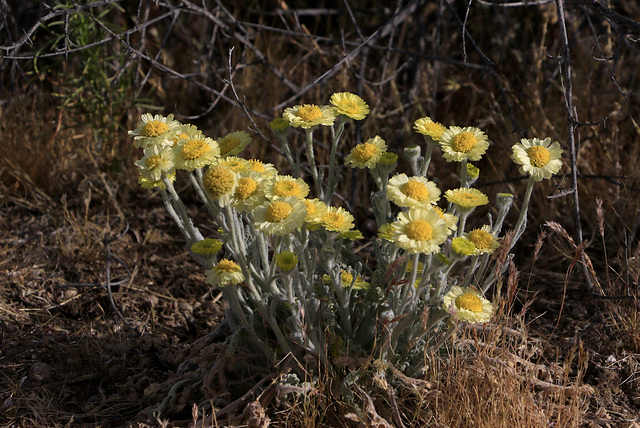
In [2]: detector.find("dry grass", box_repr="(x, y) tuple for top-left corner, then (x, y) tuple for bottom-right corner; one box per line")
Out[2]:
(1, 0), (640, 426)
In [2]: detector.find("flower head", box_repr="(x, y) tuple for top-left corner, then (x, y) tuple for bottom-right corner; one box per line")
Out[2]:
(191, 238), (224, 257)
(248, 159), (278, 177)
(205, 258), (244, 287)
(414, 117), (446, 141)
(275, 251), (299, 272)
(138, 171), (175, 190)
(450, 237), (476, 257)
(215, 156), (252, 173)
(302, 198), (328, 225)
(218, 130), (252, 157)
(439, 126), (489, 162)
(345, 135), (387, 169)
(465, 225), (500, 255)
(129, 113), (180, 149)
(330, 92), (369, 120)
(387, 174), (440, 208)
(135, 145), (175, 182)
(442, 286), (494, 323)
(445, 188), (489, 211)
(171, 123), (203, 146)
(231, 171), (266, 212)
(270, 117), (291, 135)
(173, 136), (220, 170)
(511, 137), (563, 181)
(323, 270), (370, 291)
(202, 165), (237, 206)
(390, 207), (449, 254)
(316, 206), (355, 233)
(431, 206), (458, 233)
(265, 175), (310, 200)
(283, 104), (336, 128)
(377, 223), (394, 241)
(253, 196), (307, 236)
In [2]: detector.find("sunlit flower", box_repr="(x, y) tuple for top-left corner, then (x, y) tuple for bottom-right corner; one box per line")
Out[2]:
(511, 137), (563, 181)
(442, 286), (494, 323)
(283, 104), (336, 128)
(173, 136), (220, 171)
(135, 145), (175, 182)
(316, 206), (355, 233)
(202, 165), (237, 207)
(129, 113), (180, 148)
(390, 207), (448, 254)
(302, 198), (328, 226)
(205, 258), (244, 287)
(190, 238), (223, 257)
(265, 175), (310, 200)
(248, 159), (278, 177)
(217, 130), (252, 157)
(387, 174), (440, 208)
(275, 251), (299, 272)
(450, 237), (476, 257)
(445, 188), (489, 211)
(439, 126), (489, 162)
(253, 196), (307, 236)
(345, 135), (387, 169)
(377, 223), (394, 241)
(170, 123), (202, 146)
(414, 117), (446, 141)
(465, 225), (500, 255)
(215, 156), (252, 173)
(231, 171), (266, 212)
(330, 92), (369, 120)
(431, 206), (458, 233)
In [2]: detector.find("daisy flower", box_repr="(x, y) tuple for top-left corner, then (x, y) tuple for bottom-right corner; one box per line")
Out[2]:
(439, 126), (489, 162)
(466, 225), (500, 255)
(323, 270), (370, 291)
(129, 113), (180, 148)
(345, 135), (387, 169)
(414, 117), (446, 141)
(170, 123), (203, 146)
(329, 92), (369, 120)
(215, 156), (252, 173)
(264, 175), (310, 200)
(442, 286), (494, 323)
(205, 258), (244, 287)
(283, 104), (336, 128)
(253, 196), (307, 236)
(247, 159), (278, 177)
(231, 171), (266, 212)
(445, 188), (489, 211)
(135, 145), (175, 182)
(302, 198), (328, 225)
(450, 237), (476, 257)
(390, 207), (449, 254)
(217, 130), (252, 157)
(316, 206), (355, 233)
(202, 165), (237, 207)
(431, 206), (458, 233)
(275, 251), (299, 272)
(377, 223), (394, 241)
(138, 171), (175, 190)
(173, 136), (220, 171)
(511, 137), (563, 181)
(387, 174), (440, 208)
(190, 238), (223, 257)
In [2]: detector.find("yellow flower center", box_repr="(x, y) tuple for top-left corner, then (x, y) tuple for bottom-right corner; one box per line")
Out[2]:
(455, 292), (483, 312)
(273, 180), (300, 197)
(352, 143), (377, 162)
(297, 105), (323, 121)
(323, 212), (345, 228)
(266, 201), (293, 222)
(217, 259), (240, 273)
(143, 120), (169, 137)
(341, 271), (354, 284)
(400, 180), (430, 201)
(182, 138), (209, 160)
(173, 132), (189, 142)
(203, 166), (235, 197)
(235, 177), (258, 200)
(219, 137), (239, 155)
(303, 200), (316, 215)
(146, 154), (162, 169)
(526, 146), (551, 167)
(249, 160), (265, 172)
(451, 132), (476, 153)
(405, 219), (434, 241)
(422, 122), (445, 138)
(468, 229), (493, 250)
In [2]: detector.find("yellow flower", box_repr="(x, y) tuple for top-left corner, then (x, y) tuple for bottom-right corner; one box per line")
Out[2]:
(253, 196), (307, 236)
(329, 92), (369, 120)
(377, 223), (394, 241)
(275, 251), (299, 272)
(129, 113), (180, 149)
(511, 137), (563, 181)
(444, 188), (489, 211)
(190, 238), (224, 257)
(317, 206), (355, 233)
(202, 165), (237, 207)
(217, 130), (252, 157)
(138, 171), (175, 189)
(135, 145), (175, 182)
(302, 198), (328, 227)
(173, 136), (220, 171)
(231, 171), (266, 212)
(442, 286), (494, 323)
(465, 225), (500, 255)
(171, 123), (203, 146)
(215, 156), (252, 173)
(439, 126), (489, 162)
(390, 207), (449, 254)
(205, 258), (244, 287)
(265, 175), (310, 200)
(248, 159), (278, 177)
(323, 270), (370, 291)
(283, 104), (336, 128)
(345, 135), (387, 169)
(387, 174), (440, 208)
(450, 237), (476, 257)
(414, 117), (446, 141)
(431, 206), (458, 233)
(341, 229), (363, 240)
